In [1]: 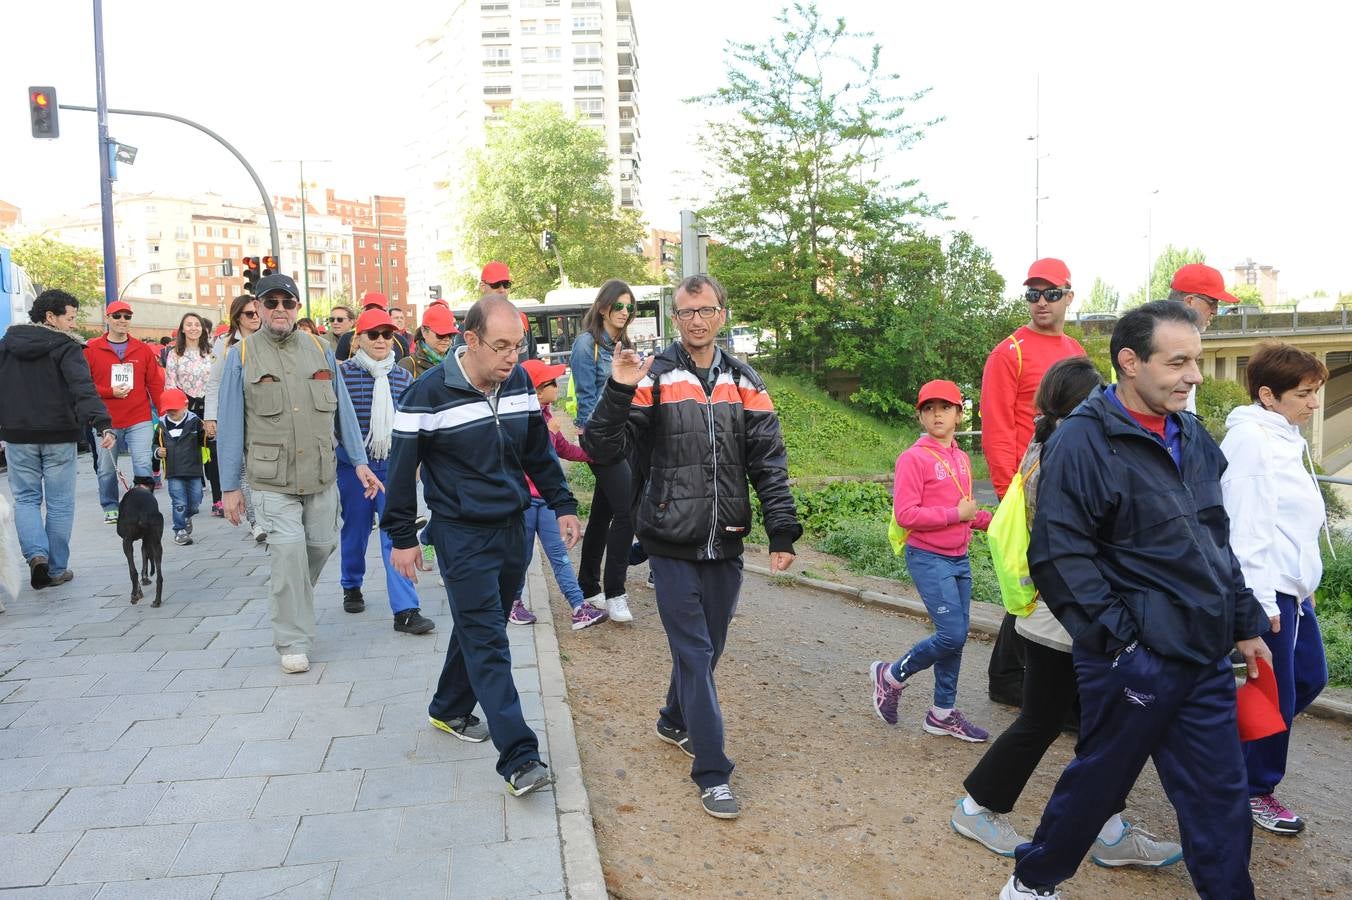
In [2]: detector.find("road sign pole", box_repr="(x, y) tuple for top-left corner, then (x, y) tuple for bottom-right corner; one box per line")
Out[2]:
(92, 0), (118, 306)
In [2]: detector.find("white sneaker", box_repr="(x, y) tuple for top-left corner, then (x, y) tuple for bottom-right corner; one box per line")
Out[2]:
(251, 522), (268, 543)
(583, 593), (606, 610)
(1000, 875), (1059, 899)
(280, 653), (310, 674)
(608, 593), (633, 623)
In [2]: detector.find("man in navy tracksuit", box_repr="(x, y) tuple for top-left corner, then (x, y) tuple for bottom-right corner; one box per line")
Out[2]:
(1003, 301), (1273, 900)
(385, 295), (581, 798)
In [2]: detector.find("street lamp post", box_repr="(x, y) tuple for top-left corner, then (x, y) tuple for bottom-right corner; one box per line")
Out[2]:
(1145, 188), (1160, 302)
(1026, 75), (1050, 258)
(273, 159), (330, 320)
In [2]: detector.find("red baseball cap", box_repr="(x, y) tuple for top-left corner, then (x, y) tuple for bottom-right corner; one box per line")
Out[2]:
(522, 358), (568, 389)
(917, 379), (963, 408)
(428, 298), (451, 310)
(421, 305), (459, 335)
(1236, 657), (1286, 742)
(354, 309), (395, 334)
(481, 261), (511, 285)
(361, 291), (388, 309)
(213, 323), (230, 337)
(105, 301), (133, 317)
(1023, 258), (1072, 288)
(1170, 263), (1239, 304)
(159, 389), (189, 411)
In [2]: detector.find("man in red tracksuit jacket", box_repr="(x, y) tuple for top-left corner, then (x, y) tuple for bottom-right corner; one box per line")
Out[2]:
(979, 258), (1086, 707)
(84, 300), (166, 523)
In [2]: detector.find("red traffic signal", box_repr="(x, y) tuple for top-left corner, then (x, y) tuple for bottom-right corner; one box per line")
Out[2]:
(262, 255), (279, 276)
(242, 257), (261, 293)
(28, 86), (59, 139)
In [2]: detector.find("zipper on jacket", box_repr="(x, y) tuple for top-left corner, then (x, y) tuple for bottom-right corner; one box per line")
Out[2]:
(704, 366), (721, 559)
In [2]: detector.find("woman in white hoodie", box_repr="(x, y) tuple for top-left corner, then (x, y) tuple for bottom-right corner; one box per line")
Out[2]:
(1220, 340), (1330, 838)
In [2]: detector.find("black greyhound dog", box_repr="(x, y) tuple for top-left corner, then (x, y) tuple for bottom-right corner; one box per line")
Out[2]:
(117, 475), (164, 606)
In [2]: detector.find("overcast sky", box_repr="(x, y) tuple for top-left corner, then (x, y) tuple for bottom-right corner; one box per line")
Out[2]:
(3, 0), (1347, 300)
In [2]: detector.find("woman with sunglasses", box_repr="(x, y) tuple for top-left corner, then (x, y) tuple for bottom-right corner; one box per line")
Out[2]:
(337, 309), (434, 635)
(397, 305), (459, 378)
(165, 312), (222, 515)
(569, 280), (638, 622)
(205, 294), (265, 540)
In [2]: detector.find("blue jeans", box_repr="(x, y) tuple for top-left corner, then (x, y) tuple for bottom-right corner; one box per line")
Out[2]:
(6, 442), (77, 577)
(515, 498), (585, 609)
(896, 545), (972, 708)
(1245, 593), (1327, 796)
(167, 477), (202, 532)
(337, 461), (418, 614)
(97, 421), (155, 510)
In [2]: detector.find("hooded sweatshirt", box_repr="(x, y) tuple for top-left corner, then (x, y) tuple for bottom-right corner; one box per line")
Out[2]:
(893, 434), (992, 556)
(1220, 403), (1326, 618)
(0, 323), (112, 443)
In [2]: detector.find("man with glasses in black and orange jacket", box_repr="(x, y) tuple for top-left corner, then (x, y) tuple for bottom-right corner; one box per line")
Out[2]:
(217, 274), (380, 675)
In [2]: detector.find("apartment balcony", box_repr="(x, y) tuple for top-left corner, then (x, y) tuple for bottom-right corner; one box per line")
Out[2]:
(619, 143), (641, 164)
(618, 91), (638, 111)
(483, 85), (512, 96)
(619, 115), (639, 138)
(617, 65), (638, 92)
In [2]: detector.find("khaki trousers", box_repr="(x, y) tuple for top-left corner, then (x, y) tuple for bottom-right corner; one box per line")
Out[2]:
(254, 484), (339, 655)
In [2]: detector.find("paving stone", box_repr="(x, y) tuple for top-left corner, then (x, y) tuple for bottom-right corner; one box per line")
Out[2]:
(224, 647), (281, 668)
(0, 831), (84, 889)
(201, 710), (299, 744)
(62, 636), (151, 656)
(38, 783), (169, 832)
(122, 618), (205, 638)
(4, 675), (106, 702)
(18, 721), (131, 757)
(81, 669), (178, 697)
(127, 742), (242, 784)
(2, 788), (67, 834)
(0, 658), (87, 681)
(355, 761), (457, 810)
(9, 697), (114, 730)
(345, 677), (428, 707)
(453, 756), (510, 802)
(0, 884), (98, 899)
(181, 687), (275, 717)
(203, 627), (272, 649)
(92, 692), (194, 726)
(145, 776), (267, 824)
(505, 787), (561, 840)
(168, 816), (298, 876)
(397, 798), (506, 850)
(0, 755), (49, 792)
(92, 874), (219, 899)
(137, 632), (218, 652)
(67, 652), (163, 674)
(376, 700), (430, 734)
(240, 664), (326, 687)
(50, 823), (191, 884)
(290, 706), (381, 740)
(0, 680), (20, 702)
(26, 748), (149, 789)
(262, 682), (353, 714)
(330, 850), (450, 900)
(391, 653), (443, 680)
(0, 703), (38, 731)
(284, 807), (401, 865)
(252, 771), (362, 818)
(226, 737), (330, 777)
(147, 648), (235, 671)
(112, 716), (215, 749)
(315, 656), (397, 682)
(410, 727), (500, 764)
(449, 835), (565, 899)
(321, 731), (418, 771)
(164, 668), (250, 692)
(213, 862), (337, 899)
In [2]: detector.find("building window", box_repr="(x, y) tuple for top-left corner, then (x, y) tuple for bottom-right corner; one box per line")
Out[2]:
(545, 46), (562, 62)
(196, 244), (206, 256)
(523, 74), (542, 90)
(521, 19), (538, 36)
(358, 256), (366, 266)
(521, 46), (540, 64)
(572, 15), (600, 34)
(574, 68), (603, 91)
(574, 98), (603, 118)
(483, 46), (511, 67)
(545, 19), (561, 35)
(178, 291), (192, 300)
(358, 238), (365, 248)
(217, 284), (225, 297)
(200, 284), (209, 296)
(149, 284), (162, 295)
(573, 42), (601, 63)
(391, 258), (399, 268)
(482, 17), (510, 39)
(480, 0), (508, 9)
(148, 262), (161, 272)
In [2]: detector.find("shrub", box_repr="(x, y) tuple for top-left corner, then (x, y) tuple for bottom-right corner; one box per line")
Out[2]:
(1194, 378), (1249, 442)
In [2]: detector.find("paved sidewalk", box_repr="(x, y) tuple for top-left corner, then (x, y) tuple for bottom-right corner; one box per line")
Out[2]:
(0, 463), (599, 898)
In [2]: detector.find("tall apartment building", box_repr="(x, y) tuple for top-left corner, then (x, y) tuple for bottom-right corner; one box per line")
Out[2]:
(405, 0), (641, 311)
(274, 190), (407, 306)
(1232, 257), (1280, 306)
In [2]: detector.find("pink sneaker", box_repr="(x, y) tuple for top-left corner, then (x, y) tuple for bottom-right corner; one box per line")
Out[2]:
(869, 661), (905, 725)
(570, 604), (609, 630)
(508, 598), (537, 626)
(922, 708), (989, 742)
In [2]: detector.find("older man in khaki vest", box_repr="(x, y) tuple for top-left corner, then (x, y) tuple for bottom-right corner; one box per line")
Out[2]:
(217, 273), (381, 673)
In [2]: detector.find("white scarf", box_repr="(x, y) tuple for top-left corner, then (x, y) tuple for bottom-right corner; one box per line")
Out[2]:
(351, 349), (396, 460)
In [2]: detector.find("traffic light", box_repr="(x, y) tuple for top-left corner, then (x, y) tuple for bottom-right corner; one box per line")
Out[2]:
(28, 86), (59, 139)
(242, 257), (260, 293)
(541, 230), (556, 252)
(428, 284), (442, 301)
(261, 255), (279, 276)
(220, 259), (234, 278)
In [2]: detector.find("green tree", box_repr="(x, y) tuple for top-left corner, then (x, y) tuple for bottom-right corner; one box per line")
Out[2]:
(1229, 282), (1263, 306)
(693, 2), (939, 377)
(461, 103), (647, 301)
(1079, 277), (1120, 314)
(1125, 245), (1206, 308)
(3, 233), (103, 321)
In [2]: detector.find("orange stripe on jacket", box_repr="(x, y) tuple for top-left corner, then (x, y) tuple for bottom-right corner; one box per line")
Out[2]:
(633, 385), (654, 407)
(736, 384), (774, 412)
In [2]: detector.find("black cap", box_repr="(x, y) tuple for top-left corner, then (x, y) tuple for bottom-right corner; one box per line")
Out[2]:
(254, 273), (299, 300)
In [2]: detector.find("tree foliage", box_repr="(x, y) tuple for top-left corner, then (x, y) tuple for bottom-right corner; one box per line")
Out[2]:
(1080, 277), (1120, 314)
(460, 103), (647, 301)
(1125, 245), (1206, 308)
(1229, 282), (1263, 306)
(3, 233), (103, 321)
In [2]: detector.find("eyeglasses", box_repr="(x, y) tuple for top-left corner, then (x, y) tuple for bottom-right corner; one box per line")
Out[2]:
(1025, 288), (1068, 304)
(261, 296), (300, 310)
(673, 306), (722, 321)
(612, 302), (635, 313)
(329, 316), (349, 324)
(484, 340), (527, 357)
(487, 280), (511, 290)
(109, 313), (133, 321)
(240, 310), (260, 320)
(366, 330), (396, 341)
(431, 331), (457, 340)
(538, 380), (557, 391)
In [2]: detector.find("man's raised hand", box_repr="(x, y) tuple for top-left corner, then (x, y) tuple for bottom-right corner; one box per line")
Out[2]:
(610, 349), (653, 386)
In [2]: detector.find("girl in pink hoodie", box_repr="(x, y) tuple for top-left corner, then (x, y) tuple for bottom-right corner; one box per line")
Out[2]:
(870, 380), (992, 742)
(509, 361), (609, 630)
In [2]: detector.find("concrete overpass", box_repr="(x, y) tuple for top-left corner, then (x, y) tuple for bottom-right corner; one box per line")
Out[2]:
(1201, 307), (1352, 469)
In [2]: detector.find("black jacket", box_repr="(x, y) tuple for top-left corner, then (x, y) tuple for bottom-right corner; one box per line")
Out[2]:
(155, 411), (205, 479)
(581, 342), (801, 562)
(1028, 386), (1268, 665)
(0, 323), (112, 443)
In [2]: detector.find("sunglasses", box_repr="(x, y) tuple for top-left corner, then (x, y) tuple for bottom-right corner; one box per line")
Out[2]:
(487, 280), (511, 290)
(612, 302), (634, 313)
(109, 313), (133, 321)
(432, 331), (457, 340)
(1025, 288), (1068, 304)
(329, 316), (349, 323)
(261, 296), (300, 310)
(366, 330), (396, 340)
(240, 310), (260, 319)
(538, 380), (558, 391)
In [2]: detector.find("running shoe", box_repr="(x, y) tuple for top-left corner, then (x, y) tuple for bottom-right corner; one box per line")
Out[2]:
(211, 501), (224, 518)
(869, 660), (905, 725)
(429, 714), (489, 743)
(922, 709), (989, 742)
(570, 604), (608, 630)
(173, 529), (192, 546)
(950, 798), (1026, 857)
(700, 783), (740, 819)
(506, 760), (554, 797)
(1250, 794), (1305, 835)
(1000, 876), (1060, 899)
(1091, 820), (1183, 867)
(607, 593), (633, 623)
(394, 608), (435, 634)
(104, 510), (119, 525)
(657, 722), (694, 759)
(509, 599), (537, 625)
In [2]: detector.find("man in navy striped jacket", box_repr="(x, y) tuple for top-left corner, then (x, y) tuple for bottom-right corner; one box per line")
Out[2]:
(385, 294), (581, 798)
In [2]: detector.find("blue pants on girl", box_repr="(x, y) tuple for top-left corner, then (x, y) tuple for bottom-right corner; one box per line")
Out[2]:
(514, 498), (585, 609)
(894, 545), (972, 708)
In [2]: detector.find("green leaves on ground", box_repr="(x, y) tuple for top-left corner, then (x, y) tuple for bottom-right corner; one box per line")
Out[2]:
(459, 103), (647, 301)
